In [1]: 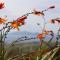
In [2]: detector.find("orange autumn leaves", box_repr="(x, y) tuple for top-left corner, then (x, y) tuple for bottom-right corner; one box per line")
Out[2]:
(33, 5), (55, 16)
(0, 3), (56, 31)
(0, 2), (6, 24)
(37, 34), (44, 40)
(11, 10), (44, 30)
(0, 9), (44, 30)
(37, 30), (49, 40)
(0, 18), (6, 24)
(11, 21), (20, 30)
(0, 16), (27, 30)
(11, 16), (27, 30)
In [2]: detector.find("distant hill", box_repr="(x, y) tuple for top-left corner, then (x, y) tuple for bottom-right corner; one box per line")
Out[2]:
(5, 31), (39, 43)
(5, 31), (60, 44)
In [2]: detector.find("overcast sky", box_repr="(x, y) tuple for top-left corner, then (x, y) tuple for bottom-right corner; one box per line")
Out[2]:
(0, 0), (60, 33)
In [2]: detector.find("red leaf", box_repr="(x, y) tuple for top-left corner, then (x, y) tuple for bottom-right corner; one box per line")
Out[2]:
(33, 10), (44, 16)
(17, 16), (27, 25)
(37, 34), (44, 40)
(51, 19), (55, 24)
(56, 20), (60, 23)
(0, 3), (5, 9)
(49, 5), (55, 9)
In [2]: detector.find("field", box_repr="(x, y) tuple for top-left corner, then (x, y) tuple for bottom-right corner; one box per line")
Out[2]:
(3, 40), (60, 60)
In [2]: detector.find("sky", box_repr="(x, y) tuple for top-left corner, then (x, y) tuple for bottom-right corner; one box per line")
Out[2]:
(0, 0), (60, 33)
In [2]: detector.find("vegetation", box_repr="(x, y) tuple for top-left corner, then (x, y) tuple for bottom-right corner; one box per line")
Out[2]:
(0, 1), (60, 60)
